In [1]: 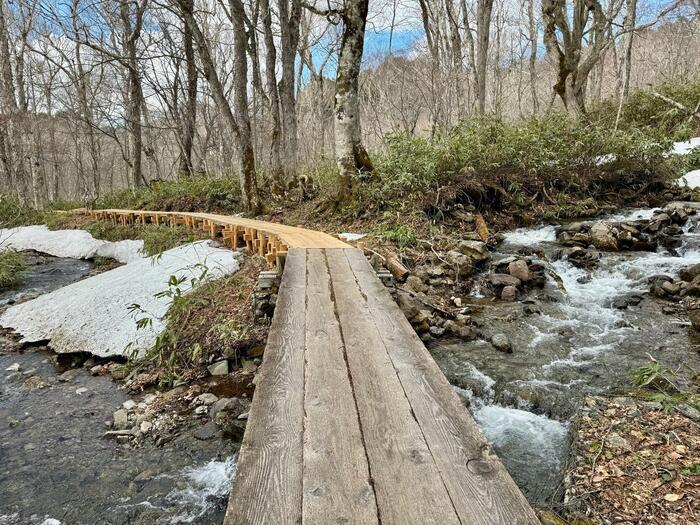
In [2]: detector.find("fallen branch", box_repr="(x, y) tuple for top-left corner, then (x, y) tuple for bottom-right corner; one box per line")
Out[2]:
(651, 92), (700, 121)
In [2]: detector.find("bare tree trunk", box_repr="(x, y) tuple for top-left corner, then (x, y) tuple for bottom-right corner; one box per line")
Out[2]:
(120, 0), (148, 189)
(179, 0), (197, 176)
(278, 0), (301, 185)
(260, 0), (283, 186)
(0, 0), (27, 200)
(335, 0), (373, 203)
(229, 0), (261, 212)
(526, 0), (539, 114)
(475, 0), (495, 115)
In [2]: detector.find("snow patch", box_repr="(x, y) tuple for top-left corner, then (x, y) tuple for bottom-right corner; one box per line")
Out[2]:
(678, 169), (700, 189)
(0, 241), (240, 357)
(670, 136), (700, 156)
(338, 232), (366, 241)
(0, 225), (144, 263)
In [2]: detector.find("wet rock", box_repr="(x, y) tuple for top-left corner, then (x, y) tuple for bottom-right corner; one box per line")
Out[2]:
(429, 326), (445, 337)
(5, 363), (20, 372)
(457, 240), (490, 262)
(208, 360), (229, 376)
(139, 420), (153, 433)
(679, 263), (700, 282)
(443, 320), (474, 339)
(489, 273), (521, 288)
(193, 421), (220, 441)
(688, 308), (700, 331)
(75, 387), (89, 395)
(490, 333), (512, 353)
(500, 286), (518, 301)
(192, 393), (219, 406)
(507, 260), (530, 282)
(661, 281), (681, 295)
(113, 408), (130, 430)
(122, 399), (137, 410)
(445, 251), (473, 278)
(110, 365), (129, 380)
(589, 222), (618, 251)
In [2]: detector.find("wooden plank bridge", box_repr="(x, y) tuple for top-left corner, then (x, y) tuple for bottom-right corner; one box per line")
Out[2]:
(84, 209), (539, 524)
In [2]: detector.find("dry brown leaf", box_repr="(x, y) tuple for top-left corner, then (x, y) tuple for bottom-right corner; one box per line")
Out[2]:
(663, 493), (682, 502)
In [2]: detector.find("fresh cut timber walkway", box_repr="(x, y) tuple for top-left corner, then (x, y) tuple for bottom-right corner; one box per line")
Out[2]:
(84, 209), (538, 524)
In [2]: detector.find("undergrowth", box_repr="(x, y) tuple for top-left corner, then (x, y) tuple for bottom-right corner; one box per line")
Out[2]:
(0, 250), (26, 291)
(126, 256), (267, 388)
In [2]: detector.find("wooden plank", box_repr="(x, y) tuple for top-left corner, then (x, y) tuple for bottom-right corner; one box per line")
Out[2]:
(344, 248), (538, 524)
(325, 249), (460, 525)
(302, 250), (379, 524)
(224, 249), (307, 525)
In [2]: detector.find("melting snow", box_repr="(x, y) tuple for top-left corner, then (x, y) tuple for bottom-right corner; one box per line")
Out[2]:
(0, 225), (144, 263)
(0, 241), (240, 357)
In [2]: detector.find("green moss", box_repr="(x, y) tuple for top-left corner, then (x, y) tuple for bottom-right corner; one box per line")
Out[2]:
(0, 250), (26, 291)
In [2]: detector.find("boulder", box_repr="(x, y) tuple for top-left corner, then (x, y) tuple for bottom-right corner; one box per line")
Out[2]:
(113, 409), (130, 430)
(489, 273), (521, 288)
(192, 393), (219, 406)
(500, 286), (518, 301)
(457, 241), (490, 262)
(680, 263), (700, 282)
(689, 308), (700, 331)
(208, 360), (229, 376)
(491, 333), (512, 353)
(589, 222), (618, 251)
(507, 260), (530, 282)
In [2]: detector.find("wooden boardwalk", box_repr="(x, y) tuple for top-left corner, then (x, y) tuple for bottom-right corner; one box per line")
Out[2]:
(85, 209), (538, 524)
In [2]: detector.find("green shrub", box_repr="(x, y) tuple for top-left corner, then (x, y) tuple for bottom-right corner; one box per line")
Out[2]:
(590, 81), (700, 140)
(358, 113), (674, 214)
(95, 175), (242, 214)
(382, 224), (417, 248)
(0, 250), (26, 291)
(0, 196), (45, 228)
(686, 147), (700, 172)
(84, 220), (208, 256)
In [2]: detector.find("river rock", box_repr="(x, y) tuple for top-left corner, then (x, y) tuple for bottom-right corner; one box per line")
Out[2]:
(491, 333), (512, 353)
(5, 363), (20, 372)
(405, 275), (425, 293)
(507, 260), (530, 282)
(490, 273), (521, 288)
(457, 241), (490, 262)
(208, 360), (229, 376)
(661, 281), (681, 295)
(589, 222), (618, 251)
(113, 409), (130, 430)
(193, 421), (220, 441)
(680, 263), (700, 282)
(688, 308), (700, 331)
(122, 399), (137, 411)
(192, 393), (219, 406)
(501, 286), (518, 301)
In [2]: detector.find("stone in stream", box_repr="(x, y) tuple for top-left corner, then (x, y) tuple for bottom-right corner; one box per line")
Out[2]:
(501, 286), (518, 301)
(688, 308), (700, 331)
(679, 262), (700, 282)
(457, 240), (491, 262)
(589, 222), (618, 251)
(507, 260), (530, 282)
(490, 273), (521, 288)
(5, 363), (20, 372)
(490, 333), (512, 353)
(113, 408), (130, 430)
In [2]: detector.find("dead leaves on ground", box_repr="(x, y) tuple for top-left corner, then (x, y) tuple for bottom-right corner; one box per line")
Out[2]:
(568, 396), (699, 524)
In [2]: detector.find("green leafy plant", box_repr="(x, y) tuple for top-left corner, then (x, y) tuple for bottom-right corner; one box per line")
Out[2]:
(0, 250), (26, 291)
(632, 356), (678, 392)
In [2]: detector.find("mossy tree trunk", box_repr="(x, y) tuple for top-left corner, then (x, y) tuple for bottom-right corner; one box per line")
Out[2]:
(334, 0), (373, 204)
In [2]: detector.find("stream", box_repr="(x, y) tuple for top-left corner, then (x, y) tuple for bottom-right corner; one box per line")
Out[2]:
(4, 210), (700, 521)
(431, 206), (700, 505)
(1, 253), (237, 525)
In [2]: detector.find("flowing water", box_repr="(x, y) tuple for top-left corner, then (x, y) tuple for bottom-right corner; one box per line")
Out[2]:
(431, 207), (700, 505)
(1, 253), (237, 525)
